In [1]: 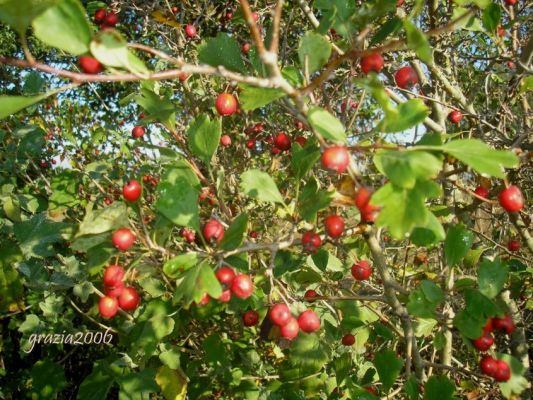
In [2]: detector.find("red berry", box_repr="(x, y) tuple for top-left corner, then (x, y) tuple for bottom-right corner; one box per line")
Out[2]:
(132, 126), (145, 138)
(196, 293), (210, 306)
(321, 146), (350, 173)
(99, 296), (119, 319)
(295, 120), (305, 130)
(122, 179), (142, 202)
(297, 310), (321, 333)
(301, 231), (322, 253)
(474, 186), (489, 199)
(274, 132), (291, 151)
(178, 72), (189, 81)
(94, 8), (106, 23)
(365, 386), (378, 395)
(448, 111), (463, 124)
(104, 283), (124, 298)
(492, 315), (515, 335)
(215, 93), (238, 116)
(504, 0), (516, 5)
(397, 0), (405, 6)
(304, 289), (318, 301)
(251, 12), (259, 22)
(497, 26), (506, 37)
(472, 333), (494, 351)
(220, 134), (232, 146)
(231, 274), (254, 299)
(203, 219), (225, 243)
(185, 24), (197, 38)
(483, 319), (494, 334)
(342, 333), (355, 346)
(351, 260), (372, 281)
(395, 66), (418, 89)
(360, 53), (384, 74)
(112, 228), (135, 251)
(242, 310), (259, 326)
(253, 123), (264, 133)
(246, 139), (256, 150)
(103, 265), (125, 287)
(480, 355), (498, 376)
(215, 266), (236, 287)
(218, 289), (232, 303)
(280, 317), (299, 340)
(494, 359), (511, 382)
(171, 6), (179, 14)
(507, 239), (520, 252)
(118, 286), (140, 311)
(355, 187), (373, 209)
(295, 136), (307, 147)
(269, 303), (291, 326)
(242, 42), (250, 55)
(324, 215), (345, 238)
(79, 56), (103, 74)
(103, 12), (118, 27)
(249, 230), (259, 239)
(499, 185), (524, 213)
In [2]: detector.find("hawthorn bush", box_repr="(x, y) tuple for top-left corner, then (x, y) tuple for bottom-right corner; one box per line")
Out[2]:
(0, 0), (531, 399)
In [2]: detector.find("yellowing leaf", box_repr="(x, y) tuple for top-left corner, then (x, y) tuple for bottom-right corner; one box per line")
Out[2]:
(151, 10), (181, 28)
(156, 366), (187, 400)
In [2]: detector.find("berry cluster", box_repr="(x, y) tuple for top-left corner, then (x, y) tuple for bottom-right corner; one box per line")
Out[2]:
(98, 265), (140, 319)
(269, 304), (321, 340)
(198, 266), (254, 306)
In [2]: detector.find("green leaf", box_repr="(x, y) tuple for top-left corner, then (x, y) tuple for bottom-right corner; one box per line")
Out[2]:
(414, 318), (438, 337)
(496, 353), (529, 398)
(298, 31), (332, 74)
(444, 224), (474, 266)
(90, 30), (148, 75)
(407, 281), (444, 318)
(314, 0), (357, 38)
(370, 17), (402, 46)
(198, 33), (246, 73)
(220, 213), (249, 250)
(307, 107), (346, 144)
(77, 362), (115, 400)
(439, 139), (518, 178)
(0, 93), (51, 119)
(118, 369), (159, 399)
(156, 180), (200, 231)
(0, 0), (58, 34)
(374, 150), (441, 189)
(482, 3), (501, 33)
(49, 170), (80, 210)
(160, 160), (201, 190)
(379, 99), (430, 133)
(135, 88), (176, 131)
(410, 211), (446, 247)
(519, 76), (533, 94)
(187, 114), (221, 164)
(0, 240), (23, 312)
(30, 360), (67, 400)
(163, 253), (201, 278)
(174, 261), (222, 305)
(238, 84), (286, 111)
(298, 177), (334, 223)
(374, 349), (404, 392)
(454, 289), (501, 339)
(240, 170), (285, 206)
(404, 375), (420, 400)
(334, 353), (351, 385)
(478, 258), (508, 299)
(404, 20), (432, 64)
(77, 202), (128, 236)
(155, 366), (187, 400)
(14, 213), (70, 258)
(288, 333), (331, 375)
(423, 375), (455, 400)
(32, 0), (91, 55)
(308, 250), (344, 272)
(291, 141), (321, 181)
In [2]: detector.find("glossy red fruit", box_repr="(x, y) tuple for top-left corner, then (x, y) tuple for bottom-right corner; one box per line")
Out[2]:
(494, 360), (511, 382)
(321, 146), (350, 173)
(301, 231), (322, 253)
(274, 132), (291, 151)
(246, 139), (256, 150)
(132, 126), (145, 138)
(448, 110), (463, 124)
(104, 283), (124, 298)
(295, 136), (307, 147)
(480, 355), (498, 376)
(122, 180), (142, 202)
(507, 239), (520, 252)
(342, 333), (355, 346)
(297, 310), (321, 333)
(251, 12), (259, 22)
(395, 66), (418, 89)
(499, 185), (524, 213)
(203, 219), (225, 243)
(271, 148), (281, 156)
(179, 72), (189, 81)
(492, 315), (515, 335)
(483, 319), (494, 334)
(231, 274), (254, 299)
(79, 56), (103, 74)
(216, 266), (236, 286)
(304, 289), (318, 301)
(103, 265), (125, 287)
(295, 120), (305, 130)
(472, 333), (494, 351)
(280, 317), (299, 340)
(103, 12), (118, 27)
(397, 0), (405, 6)
(112, 228), (135, 251)
(360, 53), (384, 74)
(243, 310), (259, 326)
(355, 187), (380, 222)
(324, 215), (345, 238)
(497, 26), (506, 37)
(171, 6), (179, 14)
(185, 24), (197, 38)
(355, 187), (373, 209)
(94, 8), (107, 23)
(351, 260), (372, 281)
(242, 42), (250, 55)
(218, 289), (232, 303)
(220, 135), (232, 146)
(99, 296), (119, 319)
(269, 303), (291, 326)
(474, 186), (490, 199)
(215, 93), (238, 116)
(118, 286), (140, 311)
(504, 0), (516, 5)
